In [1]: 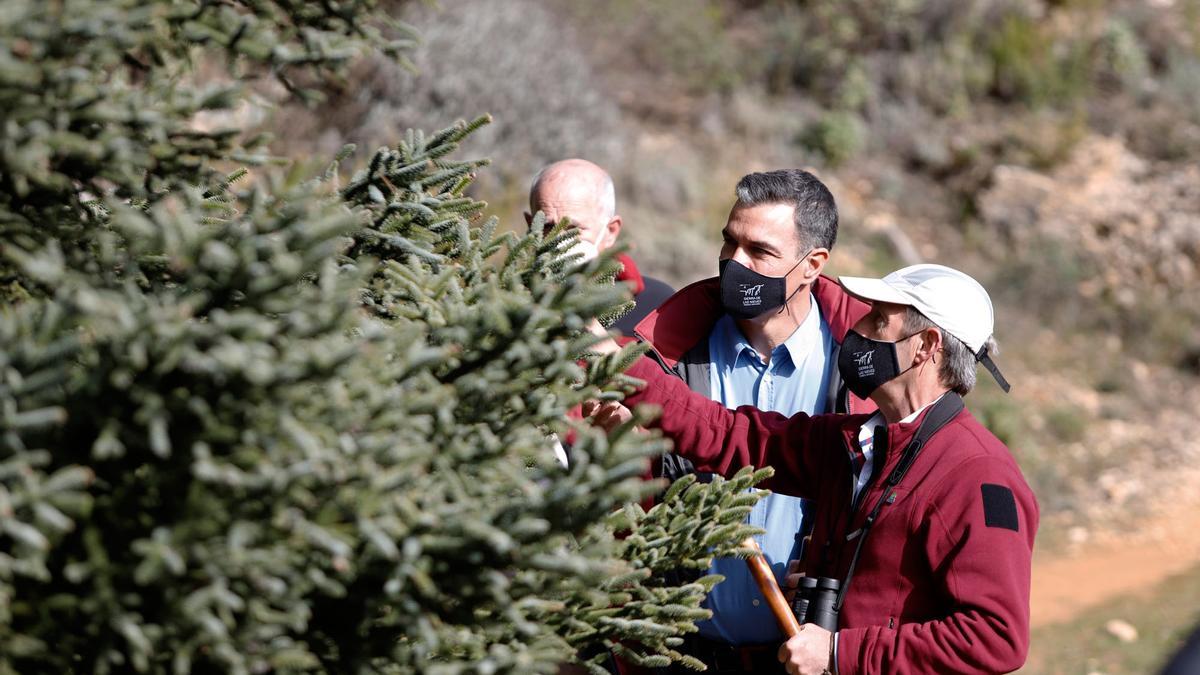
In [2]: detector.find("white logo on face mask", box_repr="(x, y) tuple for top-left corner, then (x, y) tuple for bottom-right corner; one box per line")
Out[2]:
(853, 350), (876, 377)
(740, 284), (764, 297)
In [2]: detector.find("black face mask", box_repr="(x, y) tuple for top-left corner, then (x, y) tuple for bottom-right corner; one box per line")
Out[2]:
(718, 254), (807, 320)
(837, 329), (923, 400)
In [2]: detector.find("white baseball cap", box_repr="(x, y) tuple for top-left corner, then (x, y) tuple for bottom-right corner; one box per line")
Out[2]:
(839, 263), (1010, 392)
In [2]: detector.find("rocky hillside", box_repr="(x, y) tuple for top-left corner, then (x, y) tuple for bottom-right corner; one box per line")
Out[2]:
(269, 0), (1200, 539)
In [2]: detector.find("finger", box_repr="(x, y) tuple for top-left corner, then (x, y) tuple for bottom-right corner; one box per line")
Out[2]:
(786, 559), (801, 575)
(596, 412), (618, 431)
(777, 631), (803, 663)
(587, 402), (616, 423)
(593, 404), (629, 432)
(603, 403), (631, 422)
(587, 318), (604, 335)
(778, 636), (803, 674)
(784, 572), (802, 590)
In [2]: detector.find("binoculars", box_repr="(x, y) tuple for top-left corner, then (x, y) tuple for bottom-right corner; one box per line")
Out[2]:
(790, 576), (840, 632)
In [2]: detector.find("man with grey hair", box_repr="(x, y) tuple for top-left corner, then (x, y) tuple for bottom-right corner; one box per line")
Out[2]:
(526, 158), (674, 336)
(626, 169), (874, 672)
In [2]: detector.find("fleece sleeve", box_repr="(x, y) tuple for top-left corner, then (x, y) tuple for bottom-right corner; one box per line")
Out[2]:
(835, 455), (1039, 674)
(624, 356), (835, 498)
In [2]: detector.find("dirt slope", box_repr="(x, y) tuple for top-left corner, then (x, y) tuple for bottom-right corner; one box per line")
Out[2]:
(1031, 484), (1200, 627)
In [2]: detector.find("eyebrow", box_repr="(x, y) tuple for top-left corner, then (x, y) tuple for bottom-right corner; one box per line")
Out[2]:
(721, 228), (781, 255)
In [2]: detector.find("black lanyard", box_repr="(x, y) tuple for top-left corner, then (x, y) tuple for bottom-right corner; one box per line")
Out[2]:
(834, 392), (965, 612)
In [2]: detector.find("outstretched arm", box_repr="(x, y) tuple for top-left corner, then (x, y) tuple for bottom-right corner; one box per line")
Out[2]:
(618, 356), (832, 499)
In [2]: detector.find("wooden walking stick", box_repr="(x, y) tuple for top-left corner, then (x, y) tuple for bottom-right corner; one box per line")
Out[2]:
(741, 536), (802, 638)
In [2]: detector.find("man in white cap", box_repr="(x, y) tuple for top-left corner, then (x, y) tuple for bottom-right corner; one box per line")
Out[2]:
(588, 263), (1037, 674)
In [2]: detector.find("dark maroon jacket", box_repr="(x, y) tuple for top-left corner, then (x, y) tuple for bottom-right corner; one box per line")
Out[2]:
(623, 357), (1039, 674)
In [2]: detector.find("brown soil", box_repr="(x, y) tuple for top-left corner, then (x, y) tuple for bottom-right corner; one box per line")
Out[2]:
(1031, 489), (1200, 627)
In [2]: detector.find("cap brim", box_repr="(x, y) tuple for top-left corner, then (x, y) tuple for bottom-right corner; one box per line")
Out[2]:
(838, 275), (913, 306)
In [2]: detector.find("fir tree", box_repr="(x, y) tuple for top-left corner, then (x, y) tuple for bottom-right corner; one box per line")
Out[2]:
(0, 2), (767, 673)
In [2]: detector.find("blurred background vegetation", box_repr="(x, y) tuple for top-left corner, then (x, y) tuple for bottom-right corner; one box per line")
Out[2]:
(259, 0), (1200, 671)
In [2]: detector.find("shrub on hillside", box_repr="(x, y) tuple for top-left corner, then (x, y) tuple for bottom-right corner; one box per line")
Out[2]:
(272, 0), (627, 183)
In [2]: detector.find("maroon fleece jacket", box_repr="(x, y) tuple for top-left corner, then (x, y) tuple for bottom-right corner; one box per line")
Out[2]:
(623, 357), (1038, 674)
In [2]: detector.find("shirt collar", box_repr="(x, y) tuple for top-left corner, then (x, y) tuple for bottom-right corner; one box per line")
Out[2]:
(779, 294), (823, 366)
(900, 394), (942, 424)
(718, 294), (823, 367)
(859, 392), (948, 442)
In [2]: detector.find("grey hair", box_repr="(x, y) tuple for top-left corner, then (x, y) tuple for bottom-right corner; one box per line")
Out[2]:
(903, 308), (998, 396)
(734, 169), (838, 251)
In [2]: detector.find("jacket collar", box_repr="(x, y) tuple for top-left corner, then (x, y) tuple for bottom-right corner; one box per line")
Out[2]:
(633, 274), (870, 368)
(615, 253), (645, 296)
(836, 395), (967, 480)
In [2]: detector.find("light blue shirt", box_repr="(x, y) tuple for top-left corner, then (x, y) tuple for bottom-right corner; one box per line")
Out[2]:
(698, 298), (835, 645)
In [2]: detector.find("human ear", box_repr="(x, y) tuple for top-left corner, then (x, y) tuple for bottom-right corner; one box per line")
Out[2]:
(804, 248), (830, 282)
(917, 328), (943, 365)
(603, 215), (622, 249)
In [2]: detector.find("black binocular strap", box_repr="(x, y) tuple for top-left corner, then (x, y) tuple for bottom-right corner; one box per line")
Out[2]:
(833, 392), (965, 613)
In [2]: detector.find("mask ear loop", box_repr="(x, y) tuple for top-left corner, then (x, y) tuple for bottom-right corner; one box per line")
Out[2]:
(892, 329), (932, 378)
(774, 248), (815, 315)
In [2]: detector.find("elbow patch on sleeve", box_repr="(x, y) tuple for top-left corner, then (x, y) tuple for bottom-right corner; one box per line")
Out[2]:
(981, 483), (1019, 532)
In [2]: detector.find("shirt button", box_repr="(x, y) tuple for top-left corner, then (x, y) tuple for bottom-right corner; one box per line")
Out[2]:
(752, 599), (760, 606)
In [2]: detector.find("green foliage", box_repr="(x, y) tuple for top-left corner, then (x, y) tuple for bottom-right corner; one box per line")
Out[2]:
(969, 386), (1069, 514)
(991, 237), (1090, 329)
(756, 0), (1110, 112)
(0, 1), (765, 673)
(971, 387), (1025, 450)
(1094, 19), (1151, 92)
(0, 0), (411, 298)
(1044, 405), (1088, 445)
(799, 111), (867, 167)
(987, 13), (1093, 107)
(569, 466), (771, 673)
